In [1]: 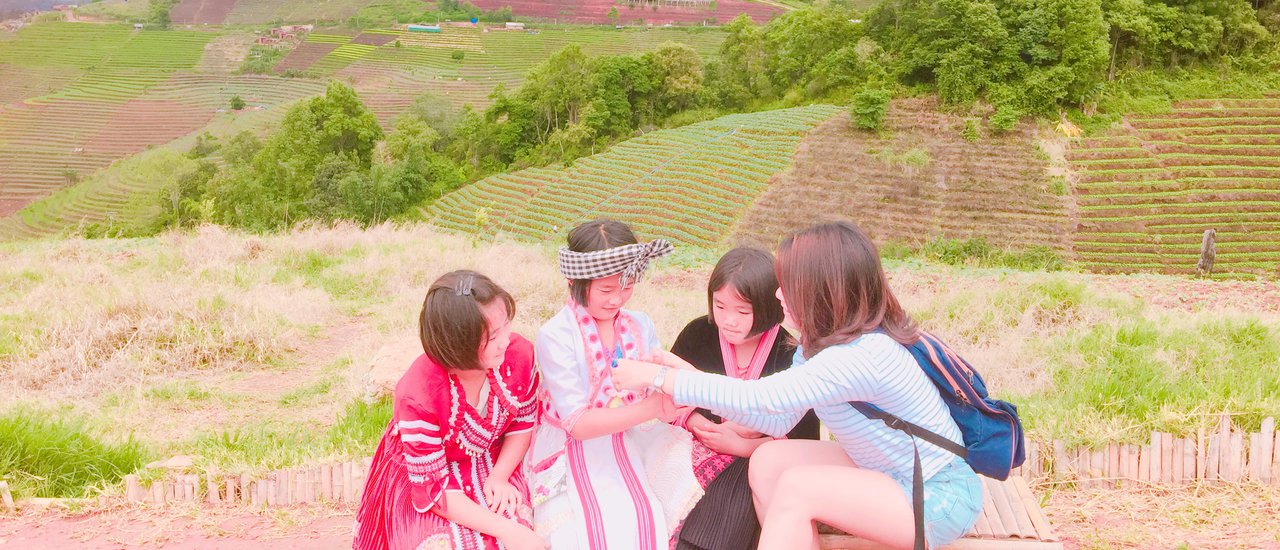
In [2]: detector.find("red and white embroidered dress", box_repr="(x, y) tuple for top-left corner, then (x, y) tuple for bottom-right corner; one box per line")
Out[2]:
(353, 334), (540, 550)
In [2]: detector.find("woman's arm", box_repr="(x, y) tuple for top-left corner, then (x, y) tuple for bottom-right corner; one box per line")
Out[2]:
(568, 393), (669, 440)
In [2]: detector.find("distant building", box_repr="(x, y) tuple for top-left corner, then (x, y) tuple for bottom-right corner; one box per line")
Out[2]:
(504, 22), (525, 30)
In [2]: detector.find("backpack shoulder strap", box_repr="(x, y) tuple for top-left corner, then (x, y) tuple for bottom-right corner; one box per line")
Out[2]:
(849, 402), (967, 458)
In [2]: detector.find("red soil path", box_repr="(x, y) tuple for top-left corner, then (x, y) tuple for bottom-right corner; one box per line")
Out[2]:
(0, 507), (353, 549)
(171, 0), (238, 25)
(467, 0), (782, 25)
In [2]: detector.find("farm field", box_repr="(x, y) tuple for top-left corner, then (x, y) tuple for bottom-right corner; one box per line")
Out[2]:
(329, 26), (724, 121)
(466, 0), (782, 25)
(736, 98), (1075, 255)
(1067, 98), (1280, 277)
(426, 105), (842, 246)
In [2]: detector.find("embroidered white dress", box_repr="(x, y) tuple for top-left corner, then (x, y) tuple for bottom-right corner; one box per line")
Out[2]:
(527, 305), (701, 550)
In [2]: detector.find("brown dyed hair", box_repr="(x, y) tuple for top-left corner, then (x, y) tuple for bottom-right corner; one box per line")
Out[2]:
(707, 247), (784, 337)
(566, 219), (639, 306)
(776, 221), (918, 358)
(419, 270), (515, 371)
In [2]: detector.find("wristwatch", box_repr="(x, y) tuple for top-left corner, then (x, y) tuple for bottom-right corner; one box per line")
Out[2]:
(651, 366), (670, 391)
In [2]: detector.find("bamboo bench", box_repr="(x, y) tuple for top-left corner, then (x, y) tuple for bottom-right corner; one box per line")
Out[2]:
(819, 475), (1062, 549)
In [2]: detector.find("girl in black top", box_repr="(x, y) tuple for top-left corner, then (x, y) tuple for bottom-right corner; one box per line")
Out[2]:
(669, 247), (820, 550)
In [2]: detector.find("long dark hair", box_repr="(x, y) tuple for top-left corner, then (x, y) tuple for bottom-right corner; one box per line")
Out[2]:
(776, 221), (917, 358)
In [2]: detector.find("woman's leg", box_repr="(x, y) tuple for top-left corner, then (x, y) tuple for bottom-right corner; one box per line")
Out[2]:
(748, 440), (916, 550)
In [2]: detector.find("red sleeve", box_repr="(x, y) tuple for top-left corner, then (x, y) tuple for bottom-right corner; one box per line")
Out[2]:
(502, 335), (540, 435)
(395, 360), (461, 514)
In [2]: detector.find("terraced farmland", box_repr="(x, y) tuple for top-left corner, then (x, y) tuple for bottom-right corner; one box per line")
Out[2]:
(0, 75), (325, 240)
(426, 105), (841, 246)
(736, 98), (1074, 254)
(335, 26), (725, 122)
(467, 0), (782, 25)
(1067, 98), (1280, 277)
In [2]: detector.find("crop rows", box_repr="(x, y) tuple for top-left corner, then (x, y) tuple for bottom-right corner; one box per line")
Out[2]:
(736, 98), (1075, 255)
(425, 105), (840, 246)
(1067, 97), (1280, 277)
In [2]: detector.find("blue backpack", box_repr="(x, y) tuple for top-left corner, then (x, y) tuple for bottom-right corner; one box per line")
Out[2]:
(850, 331), (1025, 549)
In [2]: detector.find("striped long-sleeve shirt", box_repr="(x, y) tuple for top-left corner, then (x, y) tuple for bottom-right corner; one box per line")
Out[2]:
(672, 332), (962, 482)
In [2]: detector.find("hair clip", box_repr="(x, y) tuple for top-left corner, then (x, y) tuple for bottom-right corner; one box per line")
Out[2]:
(455, 274), (474, 296)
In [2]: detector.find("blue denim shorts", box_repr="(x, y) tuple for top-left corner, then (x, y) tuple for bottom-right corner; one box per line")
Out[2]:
(891, 458), (983, 548)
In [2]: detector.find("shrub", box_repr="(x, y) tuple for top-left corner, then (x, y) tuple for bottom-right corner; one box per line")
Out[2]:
(850, 88), (891, 131)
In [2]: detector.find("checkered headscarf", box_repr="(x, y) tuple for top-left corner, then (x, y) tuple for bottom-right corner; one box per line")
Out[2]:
(558, 239), (674, 287)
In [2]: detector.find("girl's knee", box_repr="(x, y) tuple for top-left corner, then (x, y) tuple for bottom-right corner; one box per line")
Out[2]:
(767, 469), (817, 517)
(748, 439), (790, 486)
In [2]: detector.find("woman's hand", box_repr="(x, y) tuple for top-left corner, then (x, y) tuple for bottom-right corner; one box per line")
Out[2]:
(691, 420), (772, 458)
(483, 477), (521, 516)
(499, 525), (549, 550)
(613, 358), (661, 392)
(655, 350), (697, 371)
(642, 392), (679, 423)
(721, 420), (765, 440)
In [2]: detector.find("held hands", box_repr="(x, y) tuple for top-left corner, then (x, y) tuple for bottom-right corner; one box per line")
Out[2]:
(613, 358), (661, 392)
(688, 416), (771, 458)
(614, 350), (697, 393)
(483, 477), (521, 517)
(643, 392), (680, 424)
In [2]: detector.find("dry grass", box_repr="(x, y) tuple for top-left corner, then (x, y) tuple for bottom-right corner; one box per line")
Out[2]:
(1044, 483), (1280, 549)
(2, 222), (1278, 468)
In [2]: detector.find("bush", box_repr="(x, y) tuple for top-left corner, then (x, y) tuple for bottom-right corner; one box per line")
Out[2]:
(451, 49), (465, 61)
(239, 45), (287, 75)
(230, 95), (246, 110)
(921, 237), (1065, 271)
(850, 88), (891, 131)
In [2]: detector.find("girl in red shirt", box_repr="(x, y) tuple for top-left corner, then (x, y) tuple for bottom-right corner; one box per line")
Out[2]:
(353, 270), (546, 550)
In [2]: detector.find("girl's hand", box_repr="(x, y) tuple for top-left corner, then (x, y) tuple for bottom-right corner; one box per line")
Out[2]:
(640, 392), (678, 423)
(500, 525), (549, 550)
(692, 421), (771, 458)
(685, 412), (716, 432)
(721, 420), (765, 440)
(483, 477), (521, 516)
(613, 358), (660, 392)
(656, 350), (697, 371)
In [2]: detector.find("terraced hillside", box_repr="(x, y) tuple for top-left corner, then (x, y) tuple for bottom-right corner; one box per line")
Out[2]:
(0, 23), (325, 220)
(736, 99), (1074, 254)
(467, 0), (782, 25)
(427, 105), (841, 246)
(332, 26), (724, 123)
(1067, 98), (1280, 277)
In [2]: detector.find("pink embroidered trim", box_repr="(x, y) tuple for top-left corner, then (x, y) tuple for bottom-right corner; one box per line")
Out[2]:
(719, 325), (780, 381)
(567, 439), (608, 550)
(613, 433), (657, 550)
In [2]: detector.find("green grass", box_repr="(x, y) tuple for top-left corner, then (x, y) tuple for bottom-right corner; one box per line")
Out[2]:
(1034, 317), (1280, 445)
(0, 408), (149, 499)
(194, 397), (392, 473)
(917, 237), (1066, 271)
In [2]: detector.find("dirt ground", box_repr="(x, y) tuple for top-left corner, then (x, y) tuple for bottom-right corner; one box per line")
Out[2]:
(3, 483), (1279, 549)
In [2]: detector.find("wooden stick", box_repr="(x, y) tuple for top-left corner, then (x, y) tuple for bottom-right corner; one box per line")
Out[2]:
(1272, 430), (1280, 486)
(1260, 417), (1275, 485)
(1161, 434), (1175, 484)
(1218, 415), (1233, 482)
(1052, 440), (1067, 479)
(1197, 427), (1207, 480)
(206, 476), (221, 505)
(343, 461), (354, 503)
(1171, 439), (1183, 484)
(1137, 444), (1150, 482)
(151, 480), (165, 506)
(1248, 432), (1263, 482)
(225, 478), (238, 505)
(124, 475), (142, 503)
(0, 481), (14, 512)
(1106, 444), (1120, 486)
(1207, 434), (1222, 482)
(1182, 437), (1195, 484)
(1150, 431), (1163, 484)
(1228, 431), (1244, 483)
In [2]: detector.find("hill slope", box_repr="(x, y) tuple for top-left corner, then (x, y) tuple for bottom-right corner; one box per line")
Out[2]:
(1067, 98), (1280, 277)
(426, 105), (842, 246)
(735, 99), (1074, 253)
